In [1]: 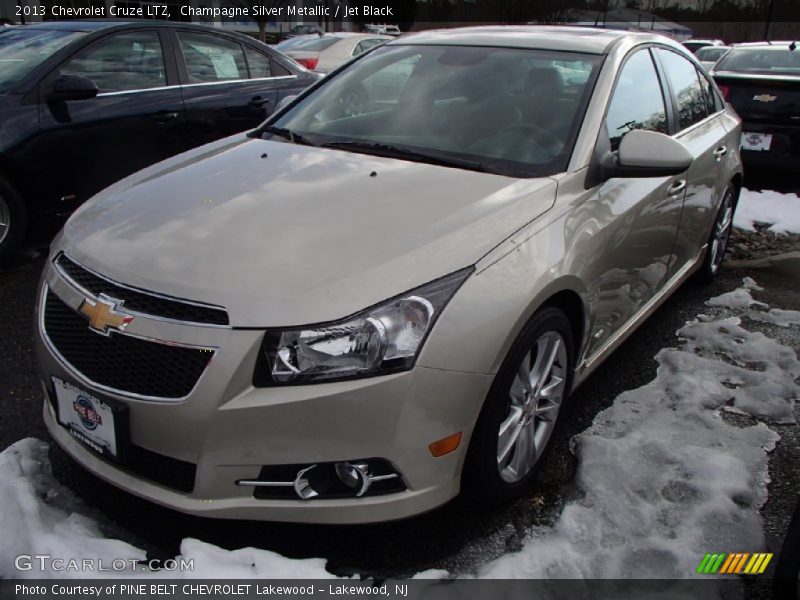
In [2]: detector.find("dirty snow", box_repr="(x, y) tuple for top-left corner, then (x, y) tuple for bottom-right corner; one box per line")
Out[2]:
(0, 279), (797, 581)
(734, 188), (800, 234)
(0, 439), (333, 579)
(481, 278), (797, 579)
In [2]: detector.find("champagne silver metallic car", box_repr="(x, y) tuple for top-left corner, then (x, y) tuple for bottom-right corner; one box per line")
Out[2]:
(36, 26), (743, 523)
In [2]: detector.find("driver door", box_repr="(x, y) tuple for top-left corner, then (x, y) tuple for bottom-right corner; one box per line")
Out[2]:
(33, 29), (186, 214)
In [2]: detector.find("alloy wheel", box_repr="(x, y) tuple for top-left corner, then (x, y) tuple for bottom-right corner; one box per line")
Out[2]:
(497, 330), (568, 483)
(709, 189), (734, 274)
(0, 194), (10, 247)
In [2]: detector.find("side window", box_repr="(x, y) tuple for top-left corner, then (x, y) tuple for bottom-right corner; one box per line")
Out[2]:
(697, 68), (720, 115)
(605, 49), (668, 151)
(657, 49), (709, 130)
(272, 60), (291, 76)
(61, 31), (166, 93)
(177, 31), (247, 83)
(243, 46), (272, 79)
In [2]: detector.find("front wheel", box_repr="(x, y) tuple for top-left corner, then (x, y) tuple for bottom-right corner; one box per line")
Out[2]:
(0, 176), (27, 265)
(696, 183), (736, 283)
(464, 306), (574, 502)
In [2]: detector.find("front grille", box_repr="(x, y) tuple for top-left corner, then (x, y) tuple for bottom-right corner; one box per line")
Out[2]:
(55, 254), (229, 326)
(44, 290), (213, 399)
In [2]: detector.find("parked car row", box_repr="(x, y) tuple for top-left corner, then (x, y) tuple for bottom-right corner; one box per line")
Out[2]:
(33, 25), (745, 524)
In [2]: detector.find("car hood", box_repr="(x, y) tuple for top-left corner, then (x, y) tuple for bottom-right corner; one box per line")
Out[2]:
(60, 136), (556, 327)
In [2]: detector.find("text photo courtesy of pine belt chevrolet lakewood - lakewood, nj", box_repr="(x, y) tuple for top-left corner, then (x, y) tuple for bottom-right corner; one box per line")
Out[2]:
(1, 0), (800, 596)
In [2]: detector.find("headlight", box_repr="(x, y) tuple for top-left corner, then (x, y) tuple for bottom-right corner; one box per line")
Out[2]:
(254, 268), (473, 385)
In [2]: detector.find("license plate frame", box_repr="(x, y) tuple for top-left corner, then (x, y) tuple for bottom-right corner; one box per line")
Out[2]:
(52, 377), (129, 461)
(741, 132), (773, 152)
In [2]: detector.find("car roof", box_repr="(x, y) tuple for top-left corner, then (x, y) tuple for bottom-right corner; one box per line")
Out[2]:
(731, 41), (798, 48)
(388, 26), (645, 55)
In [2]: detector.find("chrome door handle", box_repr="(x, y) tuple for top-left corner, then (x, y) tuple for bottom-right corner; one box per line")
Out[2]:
(713, 145), (728, 160)
(668, 179), (687, 196)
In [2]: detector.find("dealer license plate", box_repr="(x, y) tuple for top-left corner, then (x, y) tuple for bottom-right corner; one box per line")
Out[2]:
(741, 132), (772, 152)
(53, 377), (117, 458)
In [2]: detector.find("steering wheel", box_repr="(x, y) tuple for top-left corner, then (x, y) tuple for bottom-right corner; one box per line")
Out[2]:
(499, 124), (563, 157)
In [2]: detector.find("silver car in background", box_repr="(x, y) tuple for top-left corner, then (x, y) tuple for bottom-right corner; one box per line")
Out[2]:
(696, 45), (731, 71)
(37, 26), (742, 524)
(275, 32), (392, 73)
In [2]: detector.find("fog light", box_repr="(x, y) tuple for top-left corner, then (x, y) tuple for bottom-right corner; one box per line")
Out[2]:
(429, 432), (462, 457)
(335, 462), (371, 497)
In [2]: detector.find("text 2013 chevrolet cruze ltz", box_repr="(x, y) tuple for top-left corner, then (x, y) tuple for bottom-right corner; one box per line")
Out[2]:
(36, 27), (743, 523)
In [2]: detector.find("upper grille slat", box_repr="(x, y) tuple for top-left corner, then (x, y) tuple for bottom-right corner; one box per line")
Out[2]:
(44, 290), (213, 399)
(55, 254), (229, 326)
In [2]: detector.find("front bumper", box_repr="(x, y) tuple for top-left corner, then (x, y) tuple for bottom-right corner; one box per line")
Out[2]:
(36, 260), (493, 524)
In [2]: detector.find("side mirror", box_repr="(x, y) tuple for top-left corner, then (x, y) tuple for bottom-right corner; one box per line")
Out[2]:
(615, 130), (692, 177)
(586, 128), (693, 188)
(48, 74), (98, 102)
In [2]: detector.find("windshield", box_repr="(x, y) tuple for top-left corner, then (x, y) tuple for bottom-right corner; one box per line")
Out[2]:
(0, 28), (84, 94)
(715, 46), (800, 75)
(268, 45), (602, 177)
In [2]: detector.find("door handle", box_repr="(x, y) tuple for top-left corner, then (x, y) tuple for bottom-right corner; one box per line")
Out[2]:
(248, 96), (271, 108)
(152, 110), (180, 123)
(713, 145), (728, 160)
(668, 179), (687, 196)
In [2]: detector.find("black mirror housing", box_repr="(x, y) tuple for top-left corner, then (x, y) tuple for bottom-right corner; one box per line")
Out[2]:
(48, 74), (99, 102)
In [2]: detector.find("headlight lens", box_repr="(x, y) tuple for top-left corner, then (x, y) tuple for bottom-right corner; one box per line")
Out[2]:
(255, 268), (473, 385)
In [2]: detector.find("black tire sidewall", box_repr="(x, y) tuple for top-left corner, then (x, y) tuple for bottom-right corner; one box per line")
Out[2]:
(697, 183), (737, 283)
(0, 177), (27, 263)
(463, 306), (575, 503)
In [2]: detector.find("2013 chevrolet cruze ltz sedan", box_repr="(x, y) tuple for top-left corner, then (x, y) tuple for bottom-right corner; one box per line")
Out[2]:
(36, 26), (743, 523)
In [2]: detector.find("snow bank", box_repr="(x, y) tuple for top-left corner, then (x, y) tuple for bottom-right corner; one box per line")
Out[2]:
(734, 188), (800, 234)
(481, 279), (797, 579)
(1, 279), (797, 581)
(0, 439), (333, 579)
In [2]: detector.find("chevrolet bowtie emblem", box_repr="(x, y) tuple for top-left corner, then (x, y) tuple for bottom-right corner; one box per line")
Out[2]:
(753, 94), (777, 103)
(79, 294), (134, 336)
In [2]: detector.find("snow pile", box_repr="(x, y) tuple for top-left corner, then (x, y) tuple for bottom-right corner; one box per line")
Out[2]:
(734, 188), (800, 234)
(482, 279), (798, 579)
(0, 439), (333, 579)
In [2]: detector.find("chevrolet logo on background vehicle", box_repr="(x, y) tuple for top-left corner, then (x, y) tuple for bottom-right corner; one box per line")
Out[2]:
(79, 295), (134, 336)
(752, 94), (777, 102)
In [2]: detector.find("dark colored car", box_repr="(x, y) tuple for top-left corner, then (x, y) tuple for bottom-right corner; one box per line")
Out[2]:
(0, 21), (319, 260)
(711, 42), (800, 171)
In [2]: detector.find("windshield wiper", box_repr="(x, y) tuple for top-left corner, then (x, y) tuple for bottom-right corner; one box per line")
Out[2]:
(321, 141), (488, 173)
(261, 125), (315, 147)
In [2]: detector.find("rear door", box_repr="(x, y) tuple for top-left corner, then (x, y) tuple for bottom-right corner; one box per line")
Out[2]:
(34, 28), (185, 211)
(654, 47), (730, 273)
(171, 29), (279, 148)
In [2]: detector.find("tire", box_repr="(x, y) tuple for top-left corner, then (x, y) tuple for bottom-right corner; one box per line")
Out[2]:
(463, 306), (575, 503)
(695, 183), (737, 284)
(0, 176), (27, 265)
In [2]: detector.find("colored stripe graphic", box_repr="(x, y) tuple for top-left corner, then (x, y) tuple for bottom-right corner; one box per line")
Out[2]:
(700, 553), (773, 575)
